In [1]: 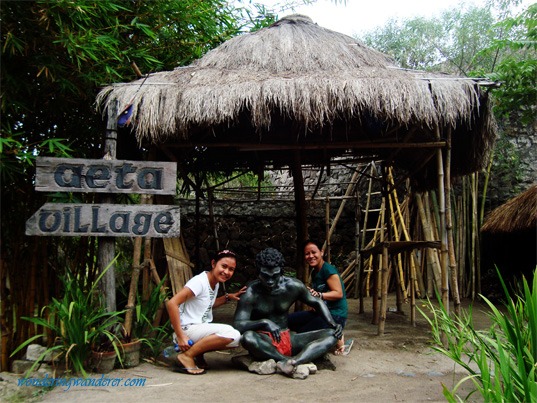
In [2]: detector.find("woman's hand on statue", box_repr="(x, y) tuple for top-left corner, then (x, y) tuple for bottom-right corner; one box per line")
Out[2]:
(231, 286), (247, 300)
(308, 287), (320, 298)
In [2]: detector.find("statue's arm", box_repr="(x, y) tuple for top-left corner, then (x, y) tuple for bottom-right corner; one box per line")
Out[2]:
(296, 279), (342, 336)
(233, 291), (277, 333)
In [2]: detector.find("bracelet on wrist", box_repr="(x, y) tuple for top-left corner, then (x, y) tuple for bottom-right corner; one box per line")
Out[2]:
(225, 292), (230, 303)
(320, 293), (323, 300)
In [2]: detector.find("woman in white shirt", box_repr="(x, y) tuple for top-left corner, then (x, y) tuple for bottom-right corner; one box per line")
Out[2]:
(166, 249), (246, 375)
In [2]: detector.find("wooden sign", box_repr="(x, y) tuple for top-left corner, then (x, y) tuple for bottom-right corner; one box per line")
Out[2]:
(35, 157), (177, 195)
(26, 203), (180, 237)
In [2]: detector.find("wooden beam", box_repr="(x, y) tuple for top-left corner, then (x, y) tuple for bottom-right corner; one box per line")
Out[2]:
(163, 141), (446, 151)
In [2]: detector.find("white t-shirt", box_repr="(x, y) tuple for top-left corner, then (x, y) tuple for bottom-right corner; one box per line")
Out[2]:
(179, 272), (219, 326)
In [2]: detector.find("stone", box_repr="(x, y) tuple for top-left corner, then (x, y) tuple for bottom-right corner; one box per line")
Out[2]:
(291, 365), (310, 379)
(11, 360), (35, 374)
(25, 344), (52, 362)
(301, 362), (317, 374)
(248, 359), (277, 375)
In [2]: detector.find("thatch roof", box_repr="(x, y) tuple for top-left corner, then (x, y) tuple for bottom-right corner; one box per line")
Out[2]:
(96, 14), (496, 181)
(481, 185), (537, 234)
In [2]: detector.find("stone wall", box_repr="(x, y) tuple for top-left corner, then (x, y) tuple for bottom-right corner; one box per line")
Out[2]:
(486, 117), (537, 208)
(178, 198), (357, 288)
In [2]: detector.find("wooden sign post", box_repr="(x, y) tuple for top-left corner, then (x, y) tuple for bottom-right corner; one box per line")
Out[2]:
(27, 106), (178, 312)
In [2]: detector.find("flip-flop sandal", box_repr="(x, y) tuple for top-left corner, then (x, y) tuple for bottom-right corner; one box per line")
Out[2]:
(342, 339), (354, 356)
(173, 365), (206, 375)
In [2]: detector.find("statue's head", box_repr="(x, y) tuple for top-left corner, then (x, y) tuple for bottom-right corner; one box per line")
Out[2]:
(255, 248), (285, 291)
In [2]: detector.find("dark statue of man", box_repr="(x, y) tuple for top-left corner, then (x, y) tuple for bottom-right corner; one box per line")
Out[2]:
(233, 247), (342, 376)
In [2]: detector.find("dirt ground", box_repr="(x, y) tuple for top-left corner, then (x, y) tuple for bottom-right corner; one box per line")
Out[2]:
(2, 295), (491, 403)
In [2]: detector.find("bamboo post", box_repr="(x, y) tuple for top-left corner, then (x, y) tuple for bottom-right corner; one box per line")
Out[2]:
(378, 243), (389, 336)
(353, 190), (362, 300)
(378, 166), (389, 335)
(387, 170), (407, 300)
(325, 196), (331, 262)
(391, 187), (421, 298)
(148, 259), (168, 337)
(445, 128), (461, 315)
(470, 173), (478, 299)
(143, 236), (152, 302)
(123, 238), (143, 337)
(415, 192), (442, 293)
(433, 126), (449, 311)
(459, 193), (467, 296)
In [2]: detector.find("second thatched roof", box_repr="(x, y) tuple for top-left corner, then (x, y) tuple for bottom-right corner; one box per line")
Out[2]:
(96, 14), (496, 178)
(481, 185), (537, 234)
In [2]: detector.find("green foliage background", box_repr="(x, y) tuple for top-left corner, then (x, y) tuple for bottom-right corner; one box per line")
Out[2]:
(0, 0), (278, 366)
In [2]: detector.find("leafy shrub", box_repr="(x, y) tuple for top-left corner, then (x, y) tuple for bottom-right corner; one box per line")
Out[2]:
(421, 268), (537, 402)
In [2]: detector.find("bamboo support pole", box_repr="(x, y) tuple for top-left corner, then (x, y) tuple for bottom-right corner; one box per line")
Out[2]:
(459, 193), (467, 296)
(353, 190), (361, 300)
(445, 128), (461, 315)
(123, 194), (151, 337)
(470, 173), (477, 299)
(386, 170), (407, 300)
(325, 196), (331, 262)
(143, 236), (152, 302)
(123, 238), (144, 337)
(379, 243), (389, 335)
(393, 191), (421, 298)
(435, 142), (449, 311)
(415, 193), (442, 293)
(142, 190), (155, 302)
(378, 165), (389, 335)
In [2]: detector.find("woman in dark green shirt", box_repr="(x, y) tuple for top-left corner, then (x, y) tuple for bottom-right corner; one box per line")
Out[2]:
(288, 240), (351, 355)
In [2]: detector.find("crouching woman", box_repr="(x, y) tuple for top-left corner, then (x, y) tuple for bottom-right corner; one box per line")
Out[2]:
(166, 249), (246, 375)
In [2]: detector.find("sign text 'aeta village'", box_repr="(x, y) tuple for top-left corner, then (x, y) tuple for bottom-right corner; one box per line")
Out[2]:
(26, 157), (179, 237)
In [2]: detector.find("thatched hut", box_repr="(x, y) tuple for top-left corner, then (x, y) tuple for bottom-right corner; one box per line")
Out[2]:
(96, 14), (496, 185)
(96, 14), (498, 317)
(481, 185), (537, 292)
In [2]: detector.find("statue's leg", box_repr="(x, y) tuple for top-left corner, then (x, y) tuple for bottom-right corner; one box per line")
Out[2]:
(241, 330), (287, 362)
(289, 329), (338, 365)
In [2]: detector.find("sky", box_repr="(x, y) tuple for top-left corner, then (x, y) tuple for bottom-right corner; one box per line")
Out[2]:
(253, 0), (532, 37)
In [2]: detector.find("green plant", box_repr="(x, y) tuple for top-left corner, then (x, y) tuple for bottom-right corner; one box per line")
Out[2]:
(11, 261), (125, 377)
(420, 268), (537, 402)
(130, 278), (171, 358)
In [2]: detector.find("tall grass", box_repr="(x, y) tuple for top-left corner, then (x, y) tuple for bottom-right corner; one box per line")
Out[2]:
(421, 268), (537, 402)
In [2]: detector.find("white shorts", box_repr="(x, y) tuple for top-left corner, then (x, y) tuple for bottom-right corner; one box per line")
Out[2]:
(174, 323), (241, 348)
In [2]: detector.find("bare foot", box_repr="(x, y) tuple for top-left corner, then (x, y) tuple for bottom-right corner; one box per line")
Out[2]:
(333, 342), (345, 356)
(277, 359), (297, 376)
(176, 354), (204, 375)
